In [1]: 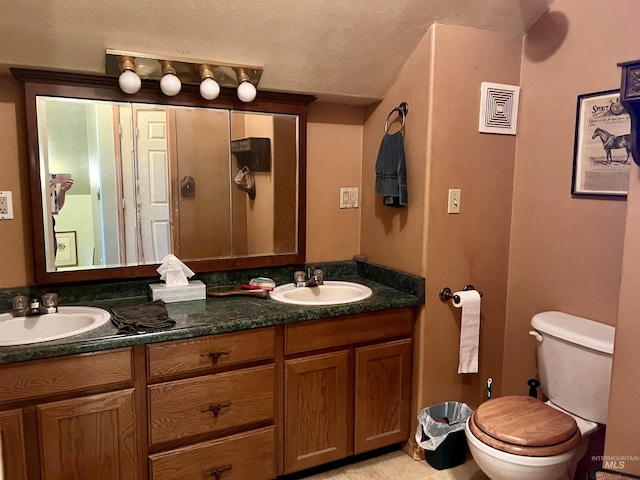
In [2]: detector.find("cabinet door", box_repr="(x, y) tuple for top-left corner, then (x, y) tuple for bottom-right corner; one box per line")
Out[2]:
(354, 339), (412, 454)
(284, 350), (349, 474)
(38, 389), (138, 480)
(0, 409), (28, 480)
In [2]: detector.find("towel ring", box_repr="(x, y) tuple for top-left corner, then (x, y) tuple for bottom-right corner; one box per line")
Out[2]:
(384, 102), (409, 134)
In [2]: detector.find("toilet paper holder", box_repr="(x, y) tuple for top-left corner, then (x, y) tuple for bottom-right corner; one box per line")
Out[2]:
(439, 285), (483, 303)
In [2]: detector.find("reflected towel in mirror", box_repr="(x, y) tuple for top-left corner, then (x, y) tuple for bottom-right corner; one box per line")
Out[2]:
(234, 165), (256, 200)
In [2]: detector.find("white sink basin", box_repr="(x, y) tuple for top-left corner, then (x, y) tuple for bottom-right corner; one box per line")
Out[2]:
(0, 306), (111, 346)
(270, 281), (373, 306)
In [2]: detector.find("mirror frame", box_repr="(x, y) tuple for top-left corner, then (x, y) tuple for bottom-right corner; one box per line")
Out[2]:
(12, 68), (314, 285)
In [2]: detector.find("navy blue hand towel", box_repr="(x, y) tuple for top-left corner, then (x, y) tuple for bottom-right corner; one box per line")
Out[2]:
(375, 131), (408, 207)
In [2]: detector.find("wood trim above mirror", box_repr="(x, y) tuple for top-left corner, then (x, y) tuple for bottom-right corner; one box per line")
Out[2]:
(12, 68), (314, 285)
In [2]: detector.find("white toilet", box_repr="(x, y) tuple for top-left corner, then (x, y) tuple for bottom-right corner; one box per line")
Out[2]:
(465, 311), (615, 480)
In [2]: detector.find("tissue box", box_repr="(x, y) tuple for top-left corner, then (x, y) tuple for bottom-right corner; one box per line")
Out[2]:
(149, 280), (206, 303)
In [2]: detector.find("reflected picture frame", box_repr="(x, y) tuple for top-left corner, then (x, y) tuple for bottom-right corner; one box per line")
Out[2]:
(571, 89), (632, 197)
(54, 231), (78, 267)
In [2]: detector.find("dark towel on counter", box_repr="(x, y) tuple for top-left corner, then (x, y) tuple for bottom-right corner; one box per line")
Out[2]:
(111, 300), (175, 334)
(375, 131), (408, 207)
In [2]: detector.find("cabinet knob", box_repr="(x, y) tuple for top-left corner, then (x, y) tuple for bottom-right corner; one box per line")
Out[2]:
(201, 402), (231, 418)
(206, 464), (232, 480)
(200, 351), (231, 364)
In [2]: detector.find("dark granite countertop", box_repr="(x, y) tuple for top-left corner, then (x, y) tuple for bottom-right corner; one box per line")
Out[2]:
(0, 261), (424, 365)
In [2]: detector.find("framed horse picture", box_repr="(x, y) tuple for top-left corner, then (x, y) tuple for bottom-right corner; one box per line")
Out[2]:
(572, 89), (632, 196)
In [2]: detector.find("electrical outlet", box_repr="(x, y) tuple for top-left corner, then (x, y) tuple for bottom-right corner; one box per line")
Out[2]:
(0, 191), (14, 219)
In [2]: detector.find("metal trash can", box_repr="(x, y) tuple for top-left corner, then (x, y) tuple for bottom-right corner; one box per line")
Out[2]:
(415, 401), (473, 470)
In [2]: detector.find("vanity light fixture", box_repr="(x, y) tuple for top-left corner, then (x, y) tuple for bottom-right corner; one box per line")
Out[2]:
(199, 65), (220, 100)
(117, 56), (141, 94)
(159, 61), (181, 96)
(235, 67), (257, 103)
(105, 50), (263, 102)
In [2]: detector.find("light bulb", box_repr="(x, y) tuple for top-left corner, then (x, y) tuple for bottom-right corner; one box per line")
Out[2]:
(160, 73), (181, 96)
(237, 81), (257, 102)
(118, 69), (141, 95)
(200, 77), (220, 100)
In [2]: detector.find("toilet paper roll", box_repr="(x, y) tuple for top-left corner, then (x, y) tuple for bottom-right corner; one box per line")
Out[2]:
(453, 290), (481, 374)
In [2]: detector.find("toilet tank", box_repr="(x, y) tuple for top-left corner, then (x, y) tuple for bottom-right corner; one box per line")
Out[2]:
(530, 311), (615, 424)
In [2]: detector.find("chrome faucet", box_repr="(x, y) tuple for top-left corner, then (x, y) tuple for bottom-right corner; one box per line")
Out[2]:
(12, 293), (58, 317)
(294, 268), (324, 288)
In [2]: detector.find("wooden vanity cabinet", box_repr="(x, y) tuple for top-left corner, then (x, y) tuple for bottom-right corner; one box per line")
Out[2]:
(38, 389), (138, 479)
(0, 347), (138, 480)
(146, 327), (279, 480)
(0, 308), (414, 479)
(354, 339), (412, 453)
(283, 308), (414, 474)
(0, 409), (28, 479)
(284, 350), (350, 472)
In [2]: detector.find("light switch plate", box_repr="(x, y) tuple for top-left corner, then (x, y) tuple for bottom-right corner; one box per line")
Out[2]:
(339, 187), (359, 209)
(0, 191), (14, 219)
(447, 189), (461, 214)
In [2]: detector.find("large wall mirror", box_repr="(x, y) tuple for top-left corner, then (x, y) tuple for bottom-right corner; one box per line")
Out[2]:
(14, 69), (313, 284)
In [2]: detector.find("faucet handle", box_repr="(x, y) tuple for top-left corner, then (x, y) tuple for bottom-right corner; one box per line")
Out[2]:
(41, 293), (59, 314)
(312, 269), (324, 285)
(294, 271), (306, 287)
(12, 295), (29, 317)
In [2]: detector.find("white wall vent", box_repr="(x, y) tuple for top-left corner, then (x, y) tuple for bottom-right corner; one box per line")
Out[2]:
(478, 82), (520, 135)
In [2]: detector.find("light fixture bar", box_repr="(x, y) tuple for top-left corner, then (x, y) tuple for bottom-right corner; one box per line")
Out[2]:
(105, 49), (263, 90)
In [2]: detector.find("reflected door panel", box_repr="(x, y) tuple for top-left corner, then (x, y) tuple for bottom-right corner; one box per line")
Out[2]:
(136, 107), (171, 264)
(118, 106), (139, 265)
(174, 108), (232, 261)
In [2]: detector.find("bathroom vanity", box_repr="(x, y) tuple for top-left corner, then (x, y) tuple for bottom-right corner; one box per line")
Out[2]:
(0, 265), (423, 480)
(4, 68), (424, 479)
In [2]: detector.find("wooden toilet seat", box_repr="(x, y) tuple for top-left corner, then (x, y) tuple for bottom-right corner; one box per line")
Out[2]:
(468, 395), (581, 456)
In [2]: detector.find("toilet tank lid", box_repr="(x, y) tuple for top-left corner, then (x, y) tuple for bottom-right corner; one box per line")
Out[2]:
(531, 311), (615, 354)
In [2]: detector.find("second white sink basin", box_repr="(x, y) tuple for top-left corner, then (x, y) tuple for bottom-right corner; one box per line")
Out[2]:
(270, 281), (373, 306)
(0, 306), (111, 346)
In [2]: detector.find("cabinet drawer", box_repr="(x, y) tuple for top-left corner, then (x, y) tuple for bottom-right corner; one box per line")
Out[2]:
(150, 426), (275, 480)
(148, 364), (274, 445)
(285, 308), (413, 355)
(147, 327), (275, 379)
(0, 348), (132, 404)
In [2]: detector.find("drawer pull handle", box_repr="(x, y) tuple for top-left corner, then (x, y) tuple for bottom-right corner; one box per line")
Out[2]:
(202, 402), (231, 417)
(205, 464), (232, 480)
(200, 351), (231, 364)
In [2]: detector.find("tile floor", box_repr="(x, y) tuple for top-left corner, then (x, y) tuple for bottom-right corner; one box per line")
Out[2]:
(292, 449), (489, 480)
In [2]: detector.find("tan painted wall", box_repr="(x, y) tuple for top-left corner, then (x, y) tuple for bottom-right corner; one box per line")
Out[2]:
(607, 164), (640, 472)
(360, 34), (429, 277)
(0, 73), (31, 288)
(503, 0), (635, 397)
(423, 24), (521, 407)
(306, 103), (363, 263)
(360, 23), (521, 433)
(358, 30), (430, 437)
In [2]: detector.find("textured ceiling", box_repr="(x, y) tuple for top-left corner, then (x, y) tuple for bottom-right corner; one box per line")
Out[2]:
(0, 0), (553, 105)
